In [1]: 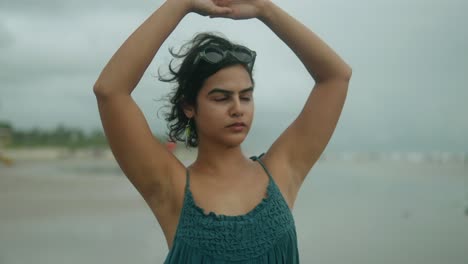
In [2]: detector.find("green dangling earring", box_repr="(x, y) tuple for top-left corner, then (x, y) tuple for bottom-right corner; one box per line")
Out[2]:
(184, 118), (191, 147)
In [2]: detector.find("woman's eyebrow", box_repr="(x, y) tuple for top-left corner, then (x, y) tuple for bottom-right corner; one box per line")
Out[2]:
(208, 87), (254, 95)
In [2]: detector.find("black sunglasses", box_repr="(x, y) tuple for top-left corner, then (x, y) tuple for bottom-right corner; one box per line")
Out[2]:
(193, 44), (257, 71)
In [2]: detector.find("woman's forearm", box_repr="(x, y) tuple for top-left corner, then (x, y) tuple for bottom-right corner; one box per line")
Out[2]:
(258, 1), (352, 83)
(94, 0), (191, 96)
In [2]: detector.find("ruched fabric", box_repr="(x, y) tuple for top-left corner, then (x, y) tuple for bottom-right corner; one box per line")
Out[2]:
(164, 153), (299, 263)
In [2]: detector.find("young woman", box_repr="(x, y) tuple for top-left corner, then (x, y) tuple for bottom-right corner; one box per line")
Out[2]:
(94, 0), (351, 262)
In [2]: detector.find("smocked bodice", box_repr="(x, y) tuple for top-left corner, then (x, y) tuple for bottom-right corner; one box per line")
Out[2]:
(164, 153), (299, 263)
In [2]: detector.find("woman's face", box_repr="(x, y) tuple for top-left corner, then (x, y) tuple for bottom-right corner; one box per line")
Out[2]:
(189, 64), (254, 148)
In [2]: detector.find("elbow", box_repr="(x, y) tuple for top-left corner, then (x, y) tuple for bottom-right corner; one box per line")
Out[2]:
(93, 82), (106, 97)
(317, 65), (353, 83)
(339, 66), (352, 82)
(344, 66), (353, 81)
(334, 61), (353, 82)
(93, 82), (116, 99)
(93, 80), (132, 98)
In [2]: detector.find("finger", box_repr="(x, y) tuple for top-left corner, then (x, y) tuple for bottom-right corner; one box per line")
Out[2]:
(211, 6), (232, 16)
(210, 12), (235, 20)
(213, 0), (232, 7)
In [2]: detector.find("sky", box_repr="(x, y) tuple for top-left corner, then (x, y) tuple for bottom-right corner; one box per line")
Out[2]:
(1, 0), (467, 152)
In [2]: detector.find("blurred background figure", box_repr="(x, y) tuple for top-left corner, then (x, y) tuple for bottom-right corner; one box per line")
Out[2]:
(0, 154), (14, 167)
(165, 141), (177, 153)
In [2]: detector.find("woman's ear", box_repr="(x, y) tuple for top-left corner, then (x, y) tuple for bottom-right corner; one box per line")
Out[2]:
(182, 101), (195, 119)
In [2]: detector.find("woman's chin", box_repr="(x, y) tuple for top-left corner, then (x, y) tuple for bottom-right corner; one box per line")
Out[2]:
(222, 134), (247, 147)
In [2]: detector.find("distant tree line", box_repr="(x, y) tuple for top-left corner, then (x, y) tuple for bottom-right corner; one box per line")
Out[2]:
(0, 121), (166, 149)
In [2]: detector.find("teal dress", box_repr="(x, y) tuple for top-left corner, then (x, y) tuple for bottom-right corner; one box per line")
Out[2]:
(164, 153), (300, 263)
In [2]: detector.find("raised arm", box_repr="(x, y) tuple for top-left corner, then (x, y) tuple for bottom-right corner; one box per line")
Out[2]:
(216, 0), (352, 207)
(94, 0), (232, 95)
(259, 1), (352, 203)
(93, 0), (231, 204)
(95, 2), (181, 94)
(93, 0), (192, 205)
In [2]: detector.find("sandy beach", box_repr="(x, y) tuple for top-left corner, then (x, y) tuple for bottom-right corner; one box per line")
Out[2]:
(1, 148), (467, 264)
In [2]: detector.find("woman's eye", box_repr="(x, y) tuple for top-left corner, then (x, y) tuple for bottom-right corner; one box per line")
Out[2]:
(213, 97), (251, 102)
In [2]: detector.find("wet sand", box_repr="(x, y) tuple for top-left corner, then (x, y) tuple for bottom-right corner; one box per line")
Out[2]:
(1, 150), (467, 264)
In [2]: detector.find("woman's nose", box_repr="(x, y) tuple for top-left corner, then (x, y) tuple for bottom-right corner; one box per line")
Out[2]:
(229, 97), (243, 117)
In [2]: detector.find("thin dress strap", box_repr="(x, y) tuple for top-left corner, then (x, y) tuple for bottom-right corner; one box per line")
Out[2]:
(185, 168), (190, 191)
(186, 153), (271, 190)
(250, 153), (273, 180)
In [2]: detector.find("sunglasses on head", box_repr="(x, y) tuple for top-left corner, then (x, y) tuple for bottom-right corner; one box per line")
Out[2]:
(193, 43), (257, 71)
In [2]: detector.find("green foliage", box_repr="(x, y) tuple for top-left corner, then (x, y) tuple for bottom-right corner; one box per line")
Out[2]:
(0, 122), (164, 149)
(0, 121), (13, 129)
(1, 121), (168, 149)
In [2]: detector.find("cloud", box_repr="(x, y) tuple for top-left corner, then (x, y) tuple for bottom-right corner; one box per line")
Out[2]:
(0, 21), (15, 49)
(0, 0), (160, 14)
(1, 0), (467, 151)
(0, 10), (149, 86)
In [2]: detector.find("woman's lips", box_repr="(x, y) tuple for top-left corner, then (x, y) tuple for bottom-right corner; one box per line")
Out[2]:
(227, 123), (246, 132)
(226, 122), (246, 127)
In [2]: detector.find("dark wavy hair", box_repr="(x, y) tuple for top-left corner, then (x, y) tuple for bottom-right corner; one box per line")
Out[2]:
(158, 32), (255, 148)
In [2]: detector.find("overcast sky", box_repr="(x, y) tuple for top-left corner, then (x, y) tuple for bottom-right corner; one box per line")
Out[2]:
(1, 0), (467, 152)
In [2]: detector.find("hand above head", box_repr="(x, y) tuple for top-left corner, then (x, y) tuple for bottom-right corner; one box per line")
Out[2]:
(187, 0), (270, 20)
(186, 0), (233, 17)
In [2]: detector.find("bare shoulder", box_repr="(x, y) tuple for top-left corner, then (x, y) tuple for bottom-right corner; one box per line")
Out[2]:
(94, 92), (186, 211)
(145, 161), (187, 234)
(258, 149), (299, 209)
(258, 80), (350, 208)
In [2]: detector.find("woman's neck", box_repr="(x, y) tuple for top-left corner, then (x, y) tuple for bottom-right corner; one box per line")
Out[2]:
(189, 143), (252, 181)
